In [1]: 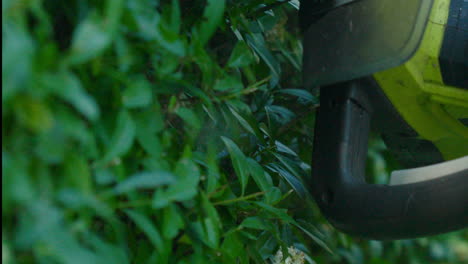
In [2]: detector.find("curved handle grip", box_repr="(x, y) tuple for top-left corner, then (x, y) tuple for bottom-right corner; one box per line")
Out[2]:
(310, 80), (468, 240)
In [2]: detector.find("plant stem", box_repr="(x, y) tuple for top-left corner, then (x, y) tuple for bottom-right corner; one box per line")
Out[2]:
(273, 189), (294, 205)
(213, 191), (265, 206)
(218, 76), (271, 101)
(208, 184), (229, 198)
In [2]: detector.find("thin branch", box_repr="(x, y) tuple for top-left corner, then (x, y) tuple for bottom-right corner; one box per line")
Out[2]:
(213, 191), (265, 206)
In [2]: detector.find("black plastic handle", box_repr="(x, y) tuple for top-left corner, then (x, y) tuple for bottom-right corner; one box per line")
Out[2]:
(310, 80), (468, 240)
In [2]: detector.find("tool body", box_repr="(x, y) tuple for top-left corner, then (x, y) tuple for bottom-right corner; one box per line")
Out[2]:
(301, 0), (468, 239)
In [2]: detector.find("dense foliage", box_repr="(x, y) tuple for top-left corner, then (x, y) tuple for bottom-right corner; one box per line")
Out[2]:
(2, 0), (467, 263)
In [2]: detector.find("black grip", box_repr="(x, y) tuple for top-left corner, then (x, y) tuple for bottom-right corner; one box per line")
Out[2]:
(310, 80), (468, 240)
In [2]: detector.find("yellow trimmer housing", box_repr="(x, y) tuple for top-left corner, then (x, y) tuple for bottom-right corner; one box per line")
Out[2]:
(303, 0), (468, 161)
(374, 0), (468, 160)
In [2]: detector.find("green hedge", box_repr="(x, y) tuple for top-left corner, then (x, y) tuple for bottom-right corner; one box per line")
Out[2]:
(2, 1), (467, 263)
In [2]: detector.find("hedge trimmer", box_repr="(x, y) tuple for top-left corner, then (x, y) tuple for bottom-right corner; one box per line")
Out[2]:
(301, 0), (468, 239)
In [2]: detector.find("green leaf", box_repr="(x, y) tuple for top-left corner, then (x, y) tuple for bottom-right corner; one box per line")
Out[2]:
(162, 204), (184, 239)
(99, 110), (136, 165)
(129, 3), (160, 38)
(229, 107), (255, 135)
(153, 158), (200, 208)
(155, 22), (186, 57)
(278, 89), (318, 104)
(34, 128), (66, 164)
(293, 222), (333, 254)
(69, 17), (111, 65)
(63, 154), (92, 194)
(369, 240), (384, 258)
(245, 33), (280, 86)
(94, 168), (116, 186)
(213, 75), (243, 93)
(133, 104), (165, 134)
(246, 158), (272, 193)
(253, 202), (294, 223)
(258, 15), (278, 32)
(129, 3), (185, 57)
(205, 143), (221, 194)
(240, 230), (259, 241)
(221, 137), (249, 195)
(2, 156), (35, 204)
(203, 217), (219, 249)
(175, 107), (202, 132)
(240, 217), (268, 230)
(104, 0), (124, 35)
(197, 0), (226, 45)
(125, 210), (164, 251)
(54, 108), (95, 154)
(135, 124), (163, 158)
(221, 233), (245, 263)
(122, 78), (153, 108)
(288, 0), (300, 10)
(201, 193), (221, 228)
(113, 171), (175, 195)
(227, 41), (255, 68)
(2, 24), (34, 101)
(2, 240), (12, 264)
(268, 157), (308, 199)
(44, 72), (100, 121)
(170, 0), (181, 33)
(296, 219), (326, 241)
(228, 107), (264, 143)
(275, 141), (298, 156)
(264, 187), (282, 205)
(14, 96), (54, 133)
(265, 105), (295, 124)
(56, 189), (115, 222)
(86, 233), (129, 264)
(201, 192), (221, 248)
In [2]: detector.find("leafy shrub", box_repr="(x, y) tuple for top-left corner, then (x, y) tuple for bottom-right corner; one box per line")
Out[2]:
(2, 0), (467, 264)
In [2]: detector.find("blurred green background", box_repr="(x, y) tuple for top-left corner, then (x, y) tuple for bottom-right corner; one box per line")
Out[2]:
(2, 0), (467, 263)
